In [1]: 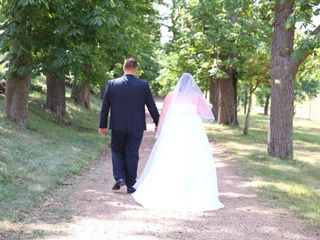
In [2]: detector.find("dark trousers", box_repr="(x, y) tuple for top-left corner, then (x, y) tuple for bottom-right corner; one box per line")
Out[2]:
(111, 130), (143, 188)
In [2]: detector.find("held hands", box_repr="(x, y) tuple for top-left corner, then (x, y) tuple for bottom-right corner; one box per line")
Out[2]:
(99, 128), (108, 136)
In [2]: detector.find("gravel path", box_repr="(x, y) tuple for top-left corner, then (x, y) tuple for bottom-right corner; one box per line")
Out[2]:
(2, 102), (319, 240)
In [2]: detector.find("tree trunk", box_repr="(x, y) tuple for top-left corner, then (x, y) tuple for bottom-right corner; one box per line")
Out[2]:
(5, 8), (32, 128)
(0, 80), (6, 94)
(46, 73), (66, 118)
(73, 81), (91, 109)
(243, 90), (253, 135)
(71, 78), (78, 99)
(5, 72), (31, 128)
(100, 84), (106, 100)
(231, 68), (238, 125)
(243, 90), (248, 115)
(268, 1), (295, 159)
(209, 79), (219, 120)
(264, 95), (270, 115)
(218, 68), (238, 125)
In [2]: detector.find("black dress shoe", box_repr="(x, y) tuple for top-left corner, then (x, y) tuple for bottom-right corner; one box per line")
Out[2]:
(127, 187), (136, 194)
(112, 179), (125, 190)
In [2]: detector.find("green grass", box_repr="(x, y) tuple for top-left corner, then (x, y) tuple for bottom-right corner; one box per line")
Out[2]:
(208, 114), (320, 226)
(0, 78), (107, 224)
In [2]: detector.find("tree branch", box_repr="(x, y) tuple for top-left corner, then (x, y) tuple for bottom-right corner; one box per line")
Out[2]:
(161, 23), (171, 28)
(292, 24), (320, 74)
(312, 24), (320, 35)
(250, 79), (261, 95)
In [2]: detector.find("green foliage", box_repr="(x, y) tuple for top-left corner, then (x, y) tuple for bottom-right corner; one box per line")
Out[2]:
(295, 49), (320, 102)
(0, 0), (43, 75)
(255, 83), (271, 107)
(254, 47), (320, 107)
(0, 59), (5, 79)
(156, 51), (188, 95)
(0, 0), (162, 89)
(287, 0), (319, 29)
(156, 0), (319, 109)
(157, 0), (274, 97)
(0, 80), (106, 222)
(288, 1), (320, 66)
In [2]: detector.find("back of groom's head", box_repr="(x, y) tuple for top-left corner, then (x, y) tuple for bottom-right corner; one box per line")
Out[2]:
(124, 58), (138, 69)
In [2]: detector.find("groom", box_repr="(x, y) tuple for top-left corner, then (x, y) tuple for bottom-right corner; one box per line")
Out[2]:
(99, 58), (159, 194)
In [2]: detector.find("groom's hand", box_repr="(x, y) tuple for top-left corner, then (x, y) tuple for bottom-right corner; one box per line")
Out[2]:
(99, 128), (108, 136)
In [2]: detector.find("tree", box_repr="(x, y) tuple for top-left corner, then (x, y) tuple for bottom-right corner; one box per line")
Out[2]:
(268, 0), (320, 159)
(241, 44), (270, 135)
(45, 72), (66, 117)
(193, 0), (239, 125)
(156, 0), (274, 128)
(209, 78), (219, 120)
(1, 0), (162, 126)
(0, 1), (46, 127)
(36, 2), (73, 117)
(192, 0), (272, 125)
(69, 0), (161, 108)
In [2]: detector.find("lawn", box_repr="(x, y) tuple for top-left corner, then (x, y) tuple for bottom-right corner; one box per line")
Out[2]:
(0, 77), (107, 226)
(208, 114), (320, 226)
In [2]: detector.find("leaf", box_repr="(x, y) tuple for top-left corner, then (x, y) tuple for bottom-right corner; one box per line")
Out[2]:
(17, 0), (46, 6)
(0, 53), (12, 65)
(17, 0), (33, 6)
(88, 15), (106, 27)
(285, 12), (295, 29)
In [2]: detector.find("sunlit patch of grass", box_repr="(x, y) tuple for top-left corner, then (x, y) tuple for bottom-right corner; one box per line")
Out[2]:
(0, 83), (107, 224)
(255, 180), (320, 223)
(31, 76), (47, 90)
(208, 114), (320, 226)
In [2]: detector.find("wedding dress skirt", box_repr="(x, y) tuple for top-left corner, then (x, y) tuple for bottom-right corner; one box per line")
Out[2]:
(133, 104), (224, 211)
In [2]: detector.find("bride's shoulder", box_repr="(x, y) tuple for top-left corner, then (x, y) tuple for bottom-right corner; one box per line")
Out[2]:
(164, 91), (174, 99)
(167, 91), (174, 97)
(162, 91), (174, 106)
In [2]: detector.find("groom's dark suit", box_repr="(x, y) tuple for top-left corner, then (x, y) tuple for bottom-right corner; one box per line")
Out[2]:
(99, 74), (159, 188)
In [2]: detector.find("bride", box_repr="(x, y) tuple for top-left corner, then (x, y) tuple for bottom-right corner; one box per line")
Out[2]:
(132, 73), (224, 211)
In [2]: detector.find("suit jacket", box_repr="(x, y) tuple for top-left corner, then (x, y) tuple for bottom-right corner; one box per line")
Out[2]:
(99, 74), (159, 131)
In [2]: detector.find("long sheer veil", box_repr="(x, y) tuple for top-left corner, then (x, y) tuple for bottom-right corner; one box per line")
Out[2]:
(133, 73), (224, 211)
(156, 73), (214, 138)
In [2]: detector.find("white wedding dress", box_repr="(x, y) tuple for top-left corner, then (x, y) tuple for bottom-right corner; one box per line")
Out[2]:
(132, 73), (224, 212)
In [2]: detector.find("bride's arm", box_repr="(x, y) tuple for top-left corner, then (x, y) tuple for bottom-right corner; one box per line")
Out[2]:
(196, 94), (214, 120)
(156, 92), (173, 135)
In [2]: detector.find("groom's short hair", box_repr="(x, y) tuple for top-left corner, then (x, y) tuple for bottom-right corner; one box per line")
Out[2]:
(124, 58), (138, 69)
